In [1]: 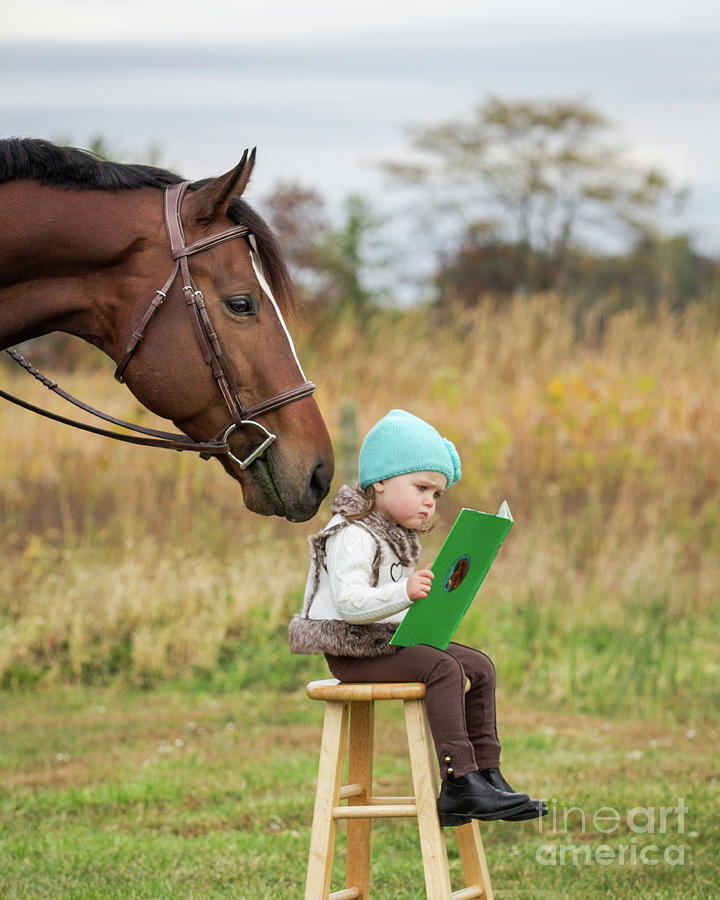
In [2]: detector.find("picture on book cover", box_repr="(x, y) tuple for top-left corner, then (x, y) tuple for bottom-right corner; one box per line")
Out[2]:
(444, 555), (471, 592)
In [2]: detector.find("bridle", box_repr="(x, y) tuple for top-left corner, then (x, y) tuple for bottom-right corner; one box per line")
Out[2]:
(1, 180), (316, 469)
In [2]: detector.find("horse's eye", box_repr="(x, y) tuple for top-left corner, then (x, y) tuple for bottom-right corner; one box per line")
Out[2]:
(225, 294), (258, 317)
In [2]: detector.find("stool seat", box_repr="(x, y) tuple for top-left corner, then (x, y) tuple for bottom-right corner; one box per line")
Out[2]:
(307, 678), (426, 702)
(303, 679), (494, 899)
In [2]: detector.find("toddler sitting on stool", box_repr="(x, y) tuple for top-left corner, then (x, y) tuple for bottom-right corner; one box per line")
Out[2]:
(290, 409), (546, 825)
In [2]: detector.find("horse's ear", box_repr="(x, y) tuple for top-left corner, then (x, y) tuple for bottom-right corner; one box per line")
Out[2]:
(186, 148), (257, 222)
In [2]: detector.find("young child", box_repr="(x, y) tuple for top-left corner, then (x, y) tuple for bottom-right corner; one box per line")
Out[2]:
(289, 409), (546, 826)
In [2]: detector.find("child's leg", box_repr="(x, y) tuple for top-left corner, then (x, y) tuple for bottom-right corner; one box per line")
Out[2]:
(445, 644), (501, 769)
(325, 646), (477, 778)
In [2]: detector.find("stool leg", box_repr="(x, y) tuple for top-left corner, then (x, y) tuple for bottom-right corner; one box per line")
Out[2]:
(404, 698), (453, 899)
(346, 700), (374, 899)
(455, 820), (495, 900)
(422, 705), (440, 794)
(421, 705), (494, 899)
(305, 700), (349, 900)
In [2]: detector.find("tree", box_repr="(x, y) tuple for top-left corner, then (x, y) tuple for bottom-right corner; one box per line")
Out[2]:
(263, 185), (389, 316)
(316, 194), (390, 315)
(383, 97), (687, 297)
(261, 181), (329, 294)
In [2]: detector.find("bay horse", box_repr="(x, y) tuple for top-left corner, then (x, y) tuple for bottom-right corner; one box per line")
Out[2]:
(0, 138), (333, 522)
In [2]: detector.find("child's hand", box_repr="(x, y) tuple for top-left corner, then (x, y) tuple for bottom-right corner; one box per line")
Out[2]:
(407, 567), (434, 600)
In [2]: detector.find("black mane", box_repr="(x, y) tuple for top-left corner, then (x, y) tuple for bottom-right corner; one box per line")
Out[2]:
(0, 137), (184, 191)
(228, 197), (296, 310)
(0, 138), (295, 309)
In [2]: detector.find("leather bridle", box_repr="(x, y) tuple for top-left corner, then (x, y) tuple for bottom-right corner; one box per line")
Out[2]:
(1, 180), (316, 469)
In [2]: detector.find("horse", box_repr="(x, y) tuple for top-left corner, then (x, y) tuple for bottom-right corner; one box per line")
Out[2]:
(444, 556), (470, 592)
(0, 138), (334, 522)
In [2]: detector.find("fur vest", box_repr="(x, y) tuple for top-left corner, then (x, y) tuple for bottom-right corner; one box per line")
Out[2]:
(288, 485), (421, 658)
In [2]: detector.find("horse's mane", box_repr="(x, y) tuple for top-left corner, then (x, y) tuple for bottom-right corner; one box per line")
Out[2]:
(0, 137), (183, 191)
(0, 138), (295, 309)
(227, 197), (295, 310)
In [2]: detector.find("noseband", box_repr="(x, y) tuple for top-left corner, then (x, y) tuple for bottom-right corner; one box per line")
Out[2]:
(2, 181), (316, 469)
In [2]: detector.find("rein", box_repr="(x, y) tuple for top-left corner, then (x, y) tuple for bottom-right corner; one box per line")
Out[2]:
(1, 181), (316, 468)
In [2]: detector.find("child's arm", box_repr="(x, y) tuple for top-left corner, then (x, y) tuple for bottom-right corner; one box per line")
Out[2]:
(326, 525), (415, 624)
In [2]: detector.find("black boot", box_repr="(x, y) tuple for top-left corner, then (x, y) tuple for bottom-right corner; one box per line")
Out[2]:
(437, 770), (532, 827)
(478, 767), (548, 822)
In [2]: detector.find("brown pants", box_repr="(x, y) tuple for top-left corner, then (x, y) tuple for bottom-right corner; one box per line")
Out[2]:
(325, 643), (501, 779)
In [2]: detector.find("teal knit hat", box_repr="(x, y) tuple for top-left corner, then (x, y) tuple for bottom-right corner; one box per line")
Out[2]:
(358, 409), (462, 489)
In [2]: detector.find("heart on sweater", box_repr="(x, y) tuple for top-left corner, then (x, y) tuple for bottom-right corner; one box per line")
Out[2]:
(390, 563), (403, 582)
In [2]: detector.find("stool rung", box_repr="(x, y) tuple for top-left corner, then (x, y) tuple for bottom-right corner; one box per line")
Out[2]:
(333, 803), (417, 819)
(339, 783), (363, 799)
(338, 787), (415, 805)
(452, 887), (485, 899)
(329, 889), (360, 900)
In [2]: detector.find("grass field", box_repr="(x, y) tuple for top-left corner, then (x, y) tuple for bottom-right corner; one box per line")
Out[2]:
(0, 682), (717, 898)
(1, 296), (719, 896)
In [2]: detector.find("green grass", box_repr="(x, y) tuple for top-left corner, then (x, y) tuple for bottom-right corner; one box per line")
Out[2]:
(453, 589), (719, 724)
(0, 682), (717, 898)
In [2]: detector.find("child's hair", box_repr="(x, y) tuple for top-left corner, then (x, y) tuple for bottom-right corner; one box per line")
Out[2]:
(344, 485), (377, 520)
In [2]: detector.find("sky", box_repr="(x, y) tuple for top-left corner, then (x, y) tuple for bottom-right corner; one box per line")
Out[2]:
(1, 0), (719, 254)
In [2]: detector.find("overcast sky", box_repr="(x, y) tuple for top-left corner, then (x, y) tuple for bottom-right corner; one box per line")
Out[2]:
(4, 0), (719, 45)
(2, 0), (719, 252)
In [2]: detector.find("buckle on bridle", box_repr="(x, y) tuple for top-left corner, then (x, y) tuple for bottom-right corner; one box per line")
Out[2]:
(221, 420), (277, 470)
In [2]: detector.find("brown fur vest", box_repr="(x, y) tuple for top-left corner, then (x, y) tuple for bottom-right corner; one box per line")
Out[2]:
(288, 485), (421, 658)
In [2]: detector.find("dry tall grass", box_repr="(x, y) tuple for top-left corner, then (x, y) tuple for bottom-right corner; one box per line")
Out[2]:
(1, 296), (718, 714)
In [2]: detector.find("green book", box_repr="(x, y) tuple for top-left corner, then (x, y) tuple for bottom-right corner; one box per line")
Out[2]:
(390, 502), (513, 650)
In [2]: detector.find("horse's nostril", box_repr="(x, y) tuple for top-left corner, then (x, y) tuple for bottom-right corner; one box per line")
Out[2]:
(309, 458), (333, 503)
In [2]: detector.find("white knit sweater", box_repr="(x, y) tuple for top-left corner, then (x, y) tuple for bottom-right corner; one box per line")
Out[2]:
(304, 514), (415, 625)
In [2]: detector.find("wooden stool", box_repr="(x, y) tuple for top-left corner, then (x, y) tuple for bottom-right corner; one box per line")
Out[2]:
(304, 679), (494, 900)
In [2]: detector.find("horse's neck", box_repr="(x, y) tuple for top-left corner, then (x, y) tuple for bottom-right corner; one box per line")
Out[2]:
(0, 182), (161, 353)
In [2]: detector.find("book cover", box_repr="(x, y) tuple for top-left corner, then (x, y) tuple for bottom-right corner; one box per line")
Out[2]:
(390, 502), (513, 650)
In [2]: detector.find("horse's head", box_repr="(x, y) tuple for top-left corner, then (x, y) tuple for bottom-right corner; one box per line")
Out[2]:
(116, 153), (334, 522)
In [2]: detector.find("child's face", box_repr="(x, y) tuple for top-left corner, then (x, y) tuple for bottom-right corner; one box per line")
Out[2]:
(373, 471), (447, 530)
